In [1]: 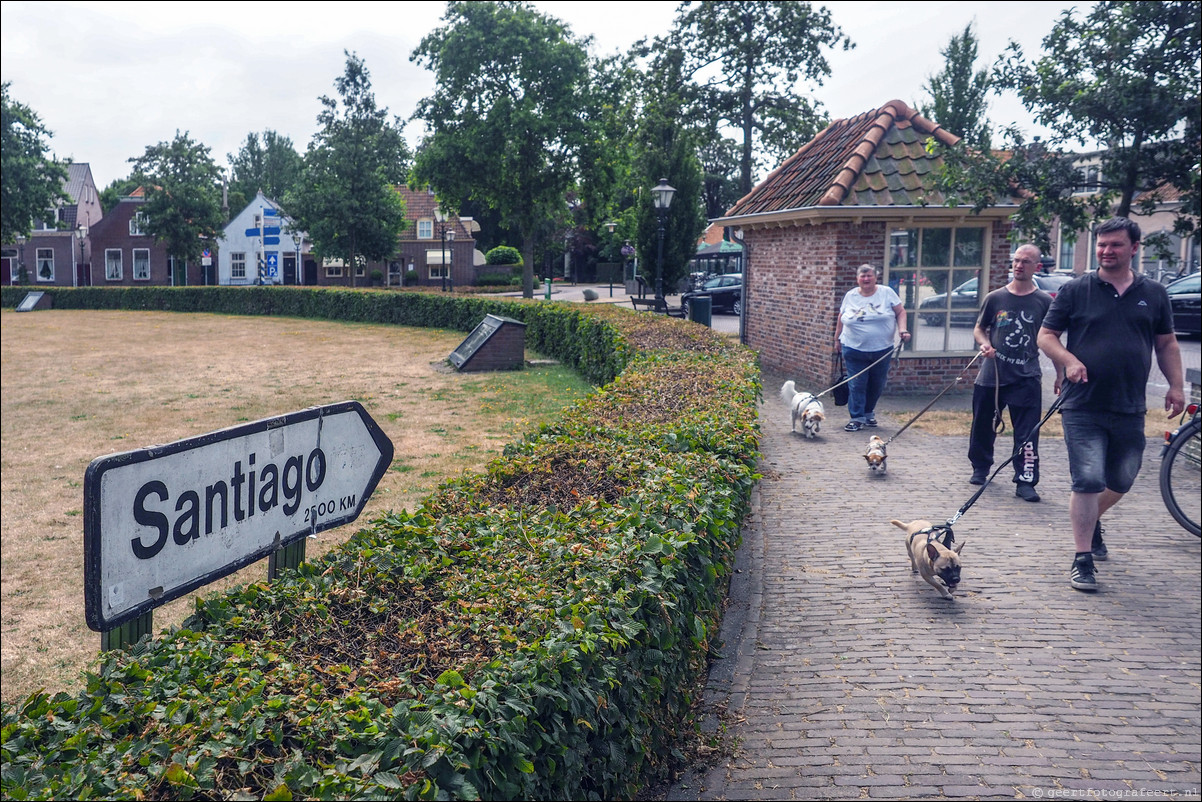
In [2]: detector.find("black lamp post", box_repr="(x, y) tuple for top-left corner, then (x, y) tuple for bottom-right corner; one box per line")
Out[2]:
(605, 220), (618, 297)
(650, 178), (675, 300)
(436, 209), (455, 292)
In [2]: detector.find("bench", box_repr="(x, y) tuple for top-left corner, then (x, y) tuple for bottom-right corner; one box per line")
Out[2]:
(630, 296), (686, 317)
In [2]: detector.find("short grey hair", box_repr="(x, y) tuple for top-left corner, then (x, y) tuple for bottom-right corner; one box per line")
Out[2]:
(857, 264), (878, 276)
(1013, 244), (1042, 260)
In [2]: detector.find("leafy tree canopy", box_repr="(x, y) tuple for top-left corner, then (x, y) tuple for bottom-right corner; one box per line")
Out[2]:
(228, 130), (303, 206)
(918, 22), (992, 150)
(99, 177), (141, 214)
(669, 1), (852, 196)
(128, 130), (225, 263)
(411, 1), (590, 297)
(288, 51), (409, 284)
(1, 82), (67, 243)
(940, 1), (1200, 247)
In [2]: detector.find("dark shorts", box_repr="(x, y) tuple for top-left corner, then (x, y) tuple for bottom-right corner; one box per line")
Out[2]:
(1061, 409), (1146, 494)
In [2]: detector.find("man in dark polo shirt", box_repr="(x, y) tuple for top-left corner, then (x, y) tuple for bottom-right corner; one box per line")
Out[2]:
(1037, 217), (1184, 592)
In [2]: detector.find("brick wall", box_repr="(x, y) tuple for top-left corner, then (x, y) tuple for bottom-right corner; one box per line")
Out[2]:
(746, 218), (1015, 394)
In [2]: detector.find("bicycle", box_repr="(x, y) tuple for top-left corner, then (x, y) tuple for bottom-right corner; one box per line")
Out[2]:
(1159, 403), (1201, 537)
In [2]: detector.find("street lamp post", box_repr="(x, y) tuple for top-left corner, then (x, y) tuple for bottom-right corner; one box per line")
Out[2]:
(650, 178), (676, 301)
(605, 220), (617, 297)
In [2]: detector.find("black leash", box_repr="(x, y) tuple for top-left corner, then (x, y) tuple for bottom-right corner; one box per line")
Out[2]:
(882, 351), (983, 447)
(941, 382), (1077, 531)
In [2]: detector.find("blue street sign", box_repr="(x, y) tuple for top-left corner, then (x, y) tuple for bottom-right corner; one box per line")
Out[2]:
(265, 252), (278, 278)
(263, 237), (280, 245)
(245, 228), (259, 237)
(263, 208), (279, 217)
(263, 227), (281, 236)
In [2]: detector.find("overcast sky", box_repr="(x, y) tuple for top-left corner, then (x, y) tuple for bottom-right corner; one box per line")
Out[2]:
(1, 1), (1095, 191)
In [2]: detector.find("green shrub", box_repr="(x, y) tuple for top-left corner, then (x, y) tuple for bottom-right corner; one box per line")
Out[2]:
(476, 271), (521, 287)
(485, 245), (522, 266)
(0, 285), (761, 801)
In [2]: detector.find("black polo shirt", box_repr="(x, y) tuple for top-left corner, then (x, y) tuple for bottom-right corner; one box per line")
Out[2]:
(1041, 271), (1174, 414)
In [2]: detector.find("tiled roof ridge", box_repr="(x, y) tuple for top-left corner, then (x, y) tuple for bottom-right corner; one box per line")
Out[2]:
(820, 99), (959, 207)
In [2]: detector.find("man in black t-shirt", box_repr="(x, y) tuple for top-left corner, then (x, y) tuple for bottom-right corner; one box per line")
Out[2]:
(969, 244), (1054, 501)
(1037, 218), (1184, 592)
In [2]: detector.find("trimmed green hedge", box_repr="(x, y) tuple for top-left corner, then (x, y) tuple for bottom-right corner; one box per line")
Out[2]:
(0, 286), (760, 801)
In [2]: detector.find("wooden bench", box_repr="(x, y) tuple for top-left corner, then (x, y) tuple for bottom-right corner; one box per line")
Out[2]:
(630, 296), (686, 318)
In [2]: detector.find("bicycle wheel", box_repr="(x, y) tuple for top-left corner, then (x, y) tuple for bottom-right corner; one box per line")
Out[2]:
(1160, 417), (1202, 537)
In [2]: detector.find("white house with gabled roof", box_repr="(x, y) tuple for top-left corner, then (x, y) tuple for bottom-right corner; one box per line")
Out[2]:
(218, 192), (308, 285)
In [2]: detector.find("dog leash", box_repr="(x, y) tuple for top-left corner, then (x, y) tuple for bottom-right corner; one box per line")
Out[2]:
(882, 351), (983, 448)
(808, 342), (903, 400)
(942, 382), (1078, 531)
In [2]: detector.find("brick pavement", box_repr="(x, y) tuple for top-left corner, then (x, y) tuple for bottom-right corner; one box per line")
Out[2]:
(669, 370), (1201, 801)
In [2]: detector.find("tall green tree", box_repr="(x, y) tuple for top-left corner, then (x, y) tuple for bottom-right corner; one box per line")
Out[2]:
(634, 51), (706, 297)
(411, 1), (590, 298)
(943, 1), (1200, 246)
(288, 52), (409, 286)
(1, 82), (67, 244)
(99, 177), (141, 214)
(227, 130), (303, 204)
(918, 22), (992, 150)
(128, 131), (225, 264)
(671, 1), (852, 196)
(999, 0), (1199, 229)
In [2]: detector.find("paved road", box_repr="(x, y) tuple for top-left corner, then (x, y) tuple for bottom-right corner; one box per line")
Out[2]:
(667, 372), (1201, 800)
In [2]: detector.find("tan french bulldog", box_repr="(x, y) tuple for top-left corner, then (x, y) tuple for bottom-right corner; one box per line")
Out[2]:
(891, 519), (965, 600)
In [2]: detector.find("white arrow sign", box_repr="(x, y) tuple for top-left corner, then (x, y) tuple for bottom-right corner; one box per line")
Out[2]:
(84, 402), (393, 631)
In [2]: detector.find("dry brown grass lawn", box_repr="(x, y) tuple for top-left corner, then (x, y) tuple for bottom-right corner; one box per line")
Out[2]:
(0, 309), (592, 704)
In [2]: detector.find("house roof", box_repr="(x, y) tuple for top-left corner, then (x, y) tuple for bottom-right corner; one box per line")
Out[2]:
(397, 186), (472, 239)
(63, 163), (92, 205)
(721, 100), (965, 220)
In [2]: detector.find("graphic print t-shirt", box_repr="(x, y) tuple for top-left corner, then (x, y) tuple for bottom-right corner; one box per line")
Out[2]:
(839, 286), (902, 352)
(975, 287), (1051, 387)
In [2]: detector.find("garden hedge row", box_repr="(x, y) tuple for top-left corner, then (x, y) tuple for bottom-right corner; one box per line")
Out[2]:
(0, 286), (761, 801)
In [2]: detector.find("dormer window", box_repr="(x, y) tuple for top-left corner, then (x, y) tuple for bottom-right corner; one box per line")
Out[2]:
(129, 211), (148, 236)
(417, 219), (434, 239)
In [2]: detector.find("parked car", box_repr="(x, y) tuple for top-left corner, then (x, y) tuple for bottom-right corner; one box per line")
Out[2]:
(920, 273), (1074, 327)
(919, 277), (981, 326)
(681, 273), (742, 316)
(1165, 272), (1201, 336)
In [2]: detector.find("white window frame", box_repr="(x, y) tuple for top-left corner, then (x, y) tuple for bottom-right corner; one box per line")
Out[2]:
(887, 226), (989, 355)
(129, 211), (147, 236)
(133, 248), (151, 281)
(105, 249), (123, 280)
(35, 248), (55, 282)
(324, 258), (344, 278)
(417, 219), (434, 239)
(231, 252), (247, 280)
(425, 249), (449, 279)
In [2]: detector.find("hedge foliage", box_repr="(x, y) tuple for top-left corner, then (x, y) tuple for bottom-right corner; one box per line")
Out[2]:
(0, 286), (761, 801)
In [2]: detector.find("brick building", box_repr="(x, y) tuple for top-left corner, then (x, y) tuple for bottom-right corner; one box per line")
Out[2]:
(714, 99), (1019, 393)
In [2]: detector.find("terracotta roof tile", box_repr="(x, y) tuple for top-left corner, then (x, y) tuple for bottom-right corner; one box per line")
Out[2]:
(724, 100), (960, 218)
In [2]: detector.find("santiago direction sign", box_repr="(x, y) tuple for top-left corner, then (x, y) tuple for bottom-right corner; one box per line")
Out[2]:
(84, 402), (394, 631)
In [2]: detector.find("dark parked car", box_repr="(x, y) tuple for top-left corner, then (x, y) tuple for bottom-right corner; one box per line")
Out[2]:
(1165, 272), (1201, 336)
(920, 274), (1073, 326)
(682, 273), (742, 316)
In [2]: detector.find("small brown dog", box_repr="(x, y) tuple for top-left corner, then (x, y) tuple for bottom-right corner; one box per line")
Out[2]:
(780, 381), (825, 439)
(891, 519), (964, 600)
(864, 435), (888, 474)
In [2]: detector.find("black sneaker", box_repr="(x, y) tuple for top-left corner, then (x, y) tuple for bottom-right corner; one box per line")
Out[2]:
(1091, 521), (1108, 561)
(969, 471), (987, 485)
(864, 416), (878, 428)
(1070, 554), (1098, 591)
(1015, 483), (1040, 502)
(844, 421), (862, 432)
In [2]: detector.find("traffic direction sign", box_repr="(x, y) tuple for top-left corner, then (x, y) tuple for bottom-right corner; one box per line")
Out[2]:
(83, 402), (394, 631)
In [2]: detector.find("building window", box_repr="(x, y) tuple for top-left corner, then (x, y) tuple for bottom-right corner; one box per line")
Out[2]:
(425, 249), (448, 279)
(1058, 235), (1075, 275)
(888, 226), (987, 354)
(231, 252), (246, 280)
(129, 211), (147, 236)
(324, 258), (344, 278)
(133, 248), (150, 280)
(417, 219), (433, 239)
(105, 249), (123, 280)
(35, 248), (54, 282)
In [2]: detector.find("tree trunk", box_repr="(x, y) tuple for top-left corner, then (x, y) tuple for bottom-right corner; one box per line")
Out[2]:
(521, 231), (535, 299)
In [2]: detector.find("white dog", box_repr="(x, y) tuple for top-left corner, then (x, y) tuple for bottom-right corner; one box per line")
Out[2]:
(780, 380), (825, 438)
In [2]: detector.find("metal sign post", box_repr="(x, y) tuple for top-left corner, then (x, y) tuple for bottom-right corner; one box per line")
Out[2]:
(84, 402), (393, 645)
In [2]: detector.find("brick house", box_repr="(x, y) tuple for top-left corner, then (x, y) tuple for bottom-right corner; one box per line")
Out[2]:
(1051, 150), (1199, 279)
(87, 189), (205, 287)
(2, 163), (103, 286)
(309, 186), (478, 288)
(713, 99), (1020, 393)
